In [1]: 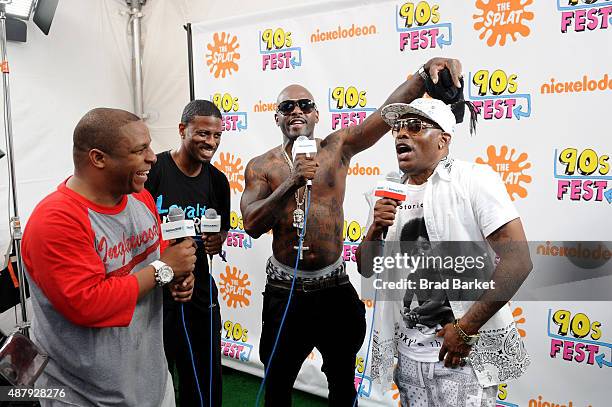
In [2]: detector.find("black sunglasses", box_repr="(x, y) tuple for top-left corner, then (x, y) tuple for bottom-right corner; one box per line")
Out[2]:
(277, 99), (317, 115)
(391, 118), (440, 137)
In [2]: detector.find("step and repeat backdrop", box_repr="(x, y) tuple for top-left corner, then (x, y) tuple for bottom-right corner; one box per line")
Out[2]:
(191, 1), (611, 406)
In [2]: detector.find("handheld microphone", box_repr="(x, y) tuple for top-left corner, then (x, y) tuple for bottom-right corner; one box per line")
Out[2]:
(375, 172), (407, 239)
(201, 208), (221, 233)
(161, 206), (196, 241)
(292, 135), (317, 188)
(202, 208), (226, 262)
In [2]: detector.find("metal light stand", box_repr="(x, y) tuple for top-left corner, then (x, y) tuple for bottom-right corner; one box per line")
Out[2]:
(0, 0), (29, 338)
(126, 0), (146, 118)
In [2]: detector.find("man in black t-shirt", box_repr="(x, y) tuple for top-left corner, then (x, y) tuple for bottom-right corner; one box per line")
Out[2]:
(145, 100), (230, 407)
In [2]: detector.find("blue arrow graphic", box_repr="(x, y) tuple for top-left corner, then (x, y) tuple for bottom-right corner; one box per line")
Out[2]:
(512, 95), (531, 120)
(604, 188), (612, 204)
(236, 112), (248, 130)
(595, 352), (612, 368)
(436, 24), (453, 48)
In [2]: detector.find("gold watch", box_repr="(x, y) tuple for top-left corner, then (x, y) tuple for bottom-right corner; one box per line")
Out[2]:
(453, 319), (480, 346)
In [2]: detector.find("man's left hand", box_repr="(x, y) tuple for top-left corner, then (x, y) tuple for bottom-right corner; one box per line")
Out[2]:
(202, 232), (224, 256)
(170, 272), (195, 303)
(437, 322), (472, 368)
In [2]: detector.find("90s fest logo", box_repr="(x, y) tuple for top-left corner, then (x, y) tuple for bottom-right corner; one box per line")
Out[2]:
(558, 0), (612, 34)
(327, 85), (376, 130)
(259, 27), (302, 70)
(554, 147), (612, 204)
(395, 1), (453, 51)
(210, 92), (248, 132)
(473, 0), (534, 47)
(221, 319), (253, 363)
(549, 308), (611, 369)
(343, 219), (367, 263)
(468, 68), (531, 121)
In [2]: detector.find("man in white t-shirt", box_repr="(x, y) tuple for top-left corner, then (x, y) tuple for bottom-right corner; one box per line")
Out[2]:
(356, 98), (532, 407)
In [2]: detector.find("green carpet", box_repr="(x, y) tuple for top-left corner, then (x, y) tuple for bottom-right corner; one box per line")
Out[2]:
(222, 366), (328, 406)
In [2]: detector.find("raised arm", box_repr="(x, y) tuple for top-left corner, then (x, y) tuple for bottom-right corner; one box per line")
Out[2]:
(341, 57), (463, 159)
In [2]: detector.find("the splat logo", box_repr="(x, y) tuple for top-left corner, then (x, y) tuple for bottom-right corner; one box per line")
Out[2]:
(558, 0), (612, 33)
(211, 92), (248, 132)
(473, 0), (535, 47)
(206, 32), (240, 78)
(511, 303), (527, 338)
(328, 85), (376, 130)
(213, 152), (245, 195)
(468, 69), (531, 120)
(219, 265), (252, 308)
(476, 145), (532, 201)
(395, 1), (453, 51)
(259, 27), (302, 70)
(554, 147), (611, 204)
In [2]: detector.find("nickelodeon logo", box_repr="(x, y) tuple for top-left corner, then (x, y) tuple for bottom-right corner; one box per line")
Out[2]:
(310, 23), (377, 43)
(541, 74), (612, 94)
(253, 100), (277, 112)
(528, 395), (592, 407)
(347, 163), (380, 176)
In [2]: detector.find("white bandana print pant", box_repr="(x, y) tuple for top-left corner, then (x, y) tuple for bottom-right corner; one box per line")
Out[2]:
(394, 353), (497, 407)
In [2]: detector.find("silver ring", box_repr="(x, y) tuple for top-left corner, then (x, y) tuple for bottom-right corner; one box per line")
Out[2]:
(459, 357), (468, 366)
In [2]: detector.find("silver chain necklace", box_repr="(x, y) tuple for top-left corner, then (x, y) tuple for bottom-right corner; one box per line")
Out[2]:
(280, 146), (306, 234)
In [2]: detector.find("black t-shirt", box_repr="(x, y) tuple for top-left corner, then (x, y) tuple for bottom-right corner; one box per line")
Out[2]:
(145, 150), (230, 311)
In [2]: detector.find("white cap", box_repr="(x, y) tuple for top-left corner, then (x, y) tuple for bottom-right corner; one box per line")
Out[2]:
(381, 98), (456, 136)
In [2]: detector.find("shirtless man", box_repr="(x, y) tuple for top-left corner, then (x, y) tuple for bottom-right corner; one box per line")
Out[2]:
(241, 57), (462, 406)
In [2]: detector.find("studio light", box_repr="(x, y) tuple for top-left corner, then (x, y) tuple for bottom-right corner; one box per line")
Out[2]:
(5, 0), (35, 20)
(1, 0), (59, 42)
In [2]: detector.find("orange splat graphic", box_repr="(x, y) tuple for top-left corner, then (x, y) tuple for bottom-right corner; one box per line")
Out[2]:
(511, 305), (527, 338)
(206, 32), (241, 78)
(214, 152), (245, 194)
(391, 383), (401, 407)
(473, 0), (535, 47)
(476, 145), (532, 201)
(219, 265), (252, 308)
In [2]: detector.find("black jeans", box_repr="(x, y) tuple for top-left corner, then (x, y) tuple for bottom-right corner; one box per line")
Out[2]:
(259, 282), (366, 406)
(163, 279), (222, 407)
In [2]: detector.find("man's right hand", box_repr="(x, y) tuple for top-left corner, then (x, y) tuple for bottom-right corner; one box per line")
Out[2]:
(290, 153), (318, 187)
(160, 238), (197, 279)
(371, 198), (400, 239)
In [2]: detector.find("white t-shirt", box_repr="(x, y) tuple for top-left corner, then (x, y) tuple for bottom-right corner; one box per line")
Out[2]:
(392, 182), (455, 362)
